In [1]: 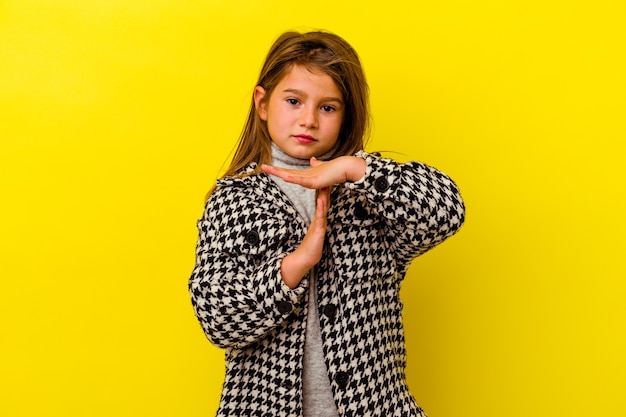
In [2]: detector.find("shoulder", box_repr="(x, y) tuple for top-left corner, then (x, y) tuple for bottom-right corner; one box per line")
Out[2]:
(199, 176), (286, 241)
(199, 171), (297, 253)
(207, 174), (265, 214)
(202, 166), (293, 224)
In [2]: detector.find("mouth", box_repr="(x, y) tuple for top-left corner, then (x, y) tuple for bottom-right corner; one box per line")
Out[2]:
(293, 134), (316, 144)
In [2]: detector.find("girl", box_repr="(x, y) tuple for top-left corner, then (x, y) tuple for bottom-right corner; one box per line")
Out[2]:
(189, 30), (465, 417)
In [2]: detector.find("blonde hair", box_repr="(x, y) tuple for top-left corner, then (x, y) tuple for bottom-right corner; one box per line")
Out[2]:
(210, 30), (370, 195)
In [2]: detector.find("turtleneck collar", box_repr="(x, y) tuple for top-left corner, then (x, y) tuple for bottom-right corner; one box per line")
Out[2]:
(270, 141), (338, 169)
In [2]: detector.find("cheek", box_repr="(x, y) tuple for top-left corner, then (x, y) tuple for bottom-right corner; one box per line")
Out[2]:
(332, 115), (344, 136)
(268, 106), (289, 125)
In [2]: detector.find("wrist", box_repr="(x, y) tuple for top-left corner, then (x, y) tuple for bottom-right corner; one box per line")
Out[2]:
(347, 156), (366, 182)
(280, 249), (313, 289)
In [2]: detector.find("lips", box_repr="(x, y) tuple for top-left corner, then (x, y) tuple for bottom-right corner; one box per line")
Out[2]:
(293, 134), (316, 144)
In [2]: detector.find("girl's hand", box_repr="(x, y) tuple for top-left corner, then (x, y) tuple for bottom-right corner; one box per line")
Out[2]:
(262, 156), (366, 190)
(279, 187), (330, 289)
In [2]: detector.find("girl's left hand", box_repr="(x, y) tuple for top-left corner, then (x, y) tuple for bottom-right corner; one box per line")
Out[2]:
(262, 155), (366, 189)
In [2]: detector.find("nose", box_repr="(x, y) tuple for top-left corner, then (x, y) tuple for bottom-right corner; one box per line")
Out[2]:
(298, 106), (317, 128)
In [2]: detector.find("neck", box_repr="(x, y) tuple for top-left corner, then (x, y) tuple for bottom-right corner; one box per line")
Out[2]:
(270, 142), (338, 169)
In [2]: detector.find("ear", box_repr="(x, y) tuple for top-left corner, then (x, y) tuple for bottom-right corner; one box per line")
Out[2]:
(254, 86), (268, 121)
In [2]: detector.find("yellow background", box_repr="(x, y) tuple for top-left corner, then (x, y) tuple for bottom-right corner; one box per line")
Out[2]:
(1, 1), (624, 416)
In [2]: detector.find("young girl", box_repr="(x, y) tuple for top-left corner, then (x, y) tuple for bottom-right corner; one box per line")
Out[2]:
(189, 30), (465, 417)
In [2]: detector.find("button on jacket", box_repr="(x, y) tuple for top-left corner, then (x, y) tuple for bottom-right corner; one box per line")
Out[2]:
(189, 151), (465, 417)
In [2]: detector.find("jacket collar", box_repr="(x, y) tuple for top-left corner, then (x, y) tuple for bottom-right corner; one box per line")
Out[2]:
(216, 163), (304, 225)
(215, 162), (259, 188)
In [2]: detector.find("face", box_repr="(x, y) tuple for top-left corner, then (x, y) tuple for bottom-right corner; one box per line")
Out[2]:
(254, 65), (344, 160)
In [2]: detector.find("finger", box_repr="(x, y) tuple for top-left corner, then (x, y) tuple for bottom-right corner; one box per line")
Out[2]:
(315, 194), (326, 221)
(261, 164), (282, 176)
(261, 164), (294, 182)
(263, 164), (310, 184)
(317, 187), (331, 215)
(267, 166), (318, 188)
(263, 163), (327, 189)
(310, 157), (325, 168)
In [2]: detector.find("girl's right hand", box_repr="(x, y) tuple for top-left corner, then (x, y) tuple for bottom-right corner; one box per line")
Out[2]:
(279, 187), (330, 289)
(262, 155), (366, 190)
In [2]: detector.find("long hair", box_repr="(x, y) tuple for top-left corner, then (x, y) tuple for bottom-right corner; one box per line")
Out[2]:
(211, 30), (370, 194)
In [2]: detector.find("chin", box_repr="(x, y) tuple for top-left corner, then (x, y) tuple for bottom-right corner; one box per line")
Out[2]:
(286, 148), (316, 160)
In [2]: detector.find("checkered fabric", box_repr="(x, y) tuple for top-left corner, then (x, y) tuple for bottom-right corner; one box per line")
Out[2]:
(189, 152), (465, 417)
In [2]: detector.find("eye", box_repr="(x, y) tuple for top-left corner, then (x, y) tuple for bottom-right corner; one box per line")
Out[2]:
(286, 98), (299, 106)
(321, 105), (336, 112)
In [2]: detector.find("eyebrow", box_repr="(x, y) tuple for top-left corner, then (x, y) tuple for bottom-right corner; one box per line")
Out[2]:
(282, 88), (344, 104)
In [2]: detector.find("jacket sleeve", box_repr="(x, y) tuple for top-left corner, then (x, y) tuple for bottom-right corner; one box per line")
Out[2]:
(188, 188), (307, 349)
(345, 151), (465, 273)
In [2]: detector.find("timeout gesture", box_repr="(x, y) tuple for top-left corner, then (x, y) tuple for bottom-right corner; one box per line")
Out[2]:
(261, 156), (365, 289)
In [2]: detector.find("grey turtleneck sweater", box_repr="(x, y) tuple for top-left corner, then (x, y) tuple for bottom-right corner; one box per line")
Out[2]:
(269, 143), (339, 417)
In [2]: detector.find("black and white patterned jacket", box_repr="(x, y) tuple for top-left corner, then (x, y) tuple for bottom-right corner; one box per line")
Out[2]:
(189, 151), (465, 417)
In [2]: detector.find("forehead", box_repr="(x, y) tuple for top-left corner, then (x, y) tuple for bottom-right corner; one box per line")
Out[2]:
(274, 65), (342, 98)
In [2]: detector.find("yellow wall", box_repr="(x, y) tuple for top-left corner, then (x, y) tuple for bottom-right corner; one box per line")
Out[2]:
(1, 1), (624, 416)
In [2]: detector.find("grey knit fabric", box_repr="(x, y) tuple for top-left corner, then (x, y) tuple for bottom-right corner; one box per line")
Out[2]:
(270, 143), (339, 417)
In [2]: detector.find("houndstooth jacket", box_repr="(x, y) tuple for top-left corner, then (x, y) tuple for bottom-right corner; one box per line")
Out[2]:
(189, 151), (465, 417)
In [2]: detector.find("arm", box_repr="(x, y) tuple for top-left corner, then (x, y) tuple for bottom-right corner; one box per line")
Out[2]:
(188, 189), (307, 349)
(263, 152), (465, 270)
(345, 151), (465, 268)
(263, 157), (362, 288)
(279, 187), (330, 289)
